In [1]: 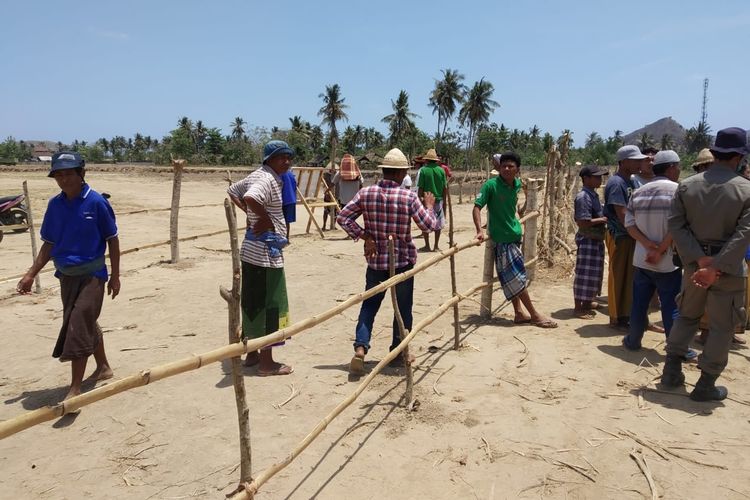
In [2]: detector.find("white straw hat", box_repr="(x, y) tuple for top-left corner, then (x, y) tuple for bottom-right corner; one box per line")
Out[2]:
(377, 148), (411, 169)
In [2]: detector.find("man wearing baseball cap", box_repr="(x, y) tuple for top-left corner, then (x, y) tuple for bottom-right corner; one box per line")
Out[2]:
(622, 151), (695, 359)
(572, 165), (608, 319)
(604, 145), (649, 329)
(17, 151), (121, 403)
(661, 127), (750, 401)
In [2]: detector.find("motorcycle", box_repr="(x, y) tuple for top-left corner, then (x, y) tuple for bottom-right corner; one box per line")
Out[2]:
(0, 194), (29, 243)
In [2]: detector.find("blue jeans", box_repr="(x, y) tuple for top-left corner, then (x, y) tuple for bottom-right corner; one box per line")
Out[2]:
(354, 265), (414, 353)
(623, 267), (682, 349)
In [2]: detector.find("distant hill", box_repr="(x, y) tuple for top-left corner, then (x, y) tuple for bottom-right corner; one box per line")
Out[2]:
(622, 117), (687, 147)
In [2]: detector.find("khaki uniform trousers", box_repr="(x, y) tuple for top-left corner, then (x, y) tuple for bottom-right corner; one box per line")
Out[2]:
(667, 262), (746, 375)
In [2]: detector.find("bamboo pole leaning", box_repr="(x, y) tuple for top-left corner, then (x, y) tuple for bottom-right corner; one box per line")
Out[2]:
(232, 281), (491, 500)
(387, 236), (413, 409)
(22, 180), (41, 293)
(0, 238), (481, 440)
(218, 199), (253, 488)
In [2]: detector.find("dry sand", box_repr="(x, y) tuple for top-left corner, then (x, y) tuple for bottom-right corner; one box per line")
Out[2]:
(0, 169), (749, 499)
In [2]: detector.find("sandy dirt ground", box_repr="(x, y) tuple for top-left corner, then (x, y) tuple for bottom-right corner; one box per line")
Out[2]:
(1, 169), (749, 500)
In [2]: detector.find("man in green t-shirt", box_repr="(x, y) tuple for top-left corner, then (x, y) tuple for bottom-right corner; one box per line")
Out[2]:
(472, 152), (557, 328)
(417, 148), (448, 251)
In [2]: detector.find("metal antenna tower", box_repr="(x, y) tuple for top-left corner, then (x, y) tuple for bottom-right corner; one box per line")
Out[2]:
(700, 78), (709, 126)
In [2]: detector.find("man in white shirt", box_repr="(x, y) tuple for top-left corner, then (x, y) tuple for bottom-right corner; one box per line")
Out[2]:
(622, 151), (694, 359)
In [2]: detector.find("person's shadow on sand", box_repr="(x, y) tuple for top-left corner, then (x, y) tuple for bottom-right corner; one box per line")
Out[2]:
(598, 343), (666, 365)
(4, 379), (98, 411)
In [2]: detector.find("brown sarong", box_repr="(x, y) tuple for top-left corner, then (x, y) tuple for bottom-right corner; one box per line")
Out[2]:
(54, 275), (105, 361)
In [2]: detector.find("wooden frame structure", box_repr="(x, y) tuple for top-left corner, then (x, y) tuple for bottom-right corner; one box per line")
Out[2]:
(293, 167), (340, 238)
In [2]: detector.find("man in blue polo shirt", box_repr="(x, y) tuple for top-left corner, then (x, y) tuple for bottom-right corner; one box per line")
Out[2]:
(17, 152), (121, 403)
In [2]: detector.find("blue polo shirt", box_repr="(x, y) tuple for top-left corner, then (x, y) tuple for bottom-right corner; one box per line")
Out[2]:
(40, 184), (118, 280)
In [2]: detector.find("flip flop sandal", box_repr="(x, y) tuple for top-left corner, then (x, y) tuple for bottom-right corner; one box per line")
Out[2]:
(575, 311), (596, 320)
(349, 356), (365, 375)
(257, 364), (294, 377)
(513, 318), (532, 325)
(531, 319), (558, 329)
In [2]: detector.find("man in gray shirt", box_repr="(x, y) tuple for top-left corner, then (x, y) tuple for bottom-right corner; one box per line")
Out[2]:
(661, 127), (750, 401)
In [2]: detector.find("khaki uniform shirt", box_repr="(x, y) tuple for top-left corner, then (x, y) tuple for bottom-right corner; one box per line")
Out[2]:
(668, 163), (750, 277)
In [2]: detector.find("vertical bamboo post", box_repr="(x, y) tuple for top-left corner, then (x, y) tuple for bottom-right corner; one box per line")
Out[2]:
(479, 236), (495, 319)
(219, 198), (253, 486)
(388, 236), (413, 408)
(22, 181), (41, 293)
(447, 192), (461, 350)
(169, 158), (186, 263)
(523, 180), (541, 281)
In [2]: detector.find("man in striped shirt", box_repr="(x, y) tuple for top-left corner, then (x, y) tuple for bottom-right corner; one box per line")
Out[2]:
(622, 150), (693, 359)
(337, 148), (438, 375)
(227, 140), (294, 376)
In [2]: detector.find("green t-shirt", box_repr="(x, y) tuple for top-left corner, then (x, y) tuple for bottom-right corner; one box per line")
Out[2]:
(418, 162), (447, 201)
(474, 176), (523, 243)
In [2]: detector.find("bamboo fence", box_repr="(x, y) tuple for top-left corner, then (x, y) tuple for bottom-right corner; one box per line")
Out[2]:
(231, 281), (490, 500)
(0, 238), (480, 440)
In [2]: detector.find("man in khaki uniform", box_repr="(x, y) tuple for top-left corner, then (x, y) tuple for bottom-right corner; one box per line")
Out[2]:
(661, 127), (750, 401)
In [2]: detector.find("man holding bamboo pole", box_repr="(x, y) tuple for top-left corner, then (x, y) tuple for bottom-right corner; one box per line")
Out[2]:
(336, 148), (439, 375)
(17, 152), (120, 402)
(227, 140), (294, 376)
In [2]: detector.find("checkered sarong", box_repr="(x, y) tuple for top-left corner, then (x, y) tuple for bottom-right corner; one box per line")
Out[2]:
(495, 241), (528, 300)
(433, 199), (446, 230)
(574, 235), (605, 301)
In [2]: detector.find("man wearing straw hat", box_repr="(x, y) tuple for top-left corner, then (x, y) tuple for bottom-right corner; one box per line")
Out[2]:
(227, 140), (294, 376)
(17, 152), (120, 402)
(417, 148), (448, 251)
(691, 148), (714, 174)
(473, 152), (557, 328)
(661, 127), (750, 401)
(337, 148), (439, 375)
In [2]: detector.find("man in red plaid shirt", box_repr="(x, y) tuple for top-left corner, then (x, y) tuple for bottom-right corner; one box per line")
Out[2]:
(337, 148), (439, 375)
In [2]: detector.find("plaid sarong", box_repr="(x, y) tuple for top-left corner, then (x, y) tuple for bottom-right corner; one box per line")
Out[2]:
(495, 241), (528, 300)
(434, 199), (446, 230)
(574, 235), (605, 301)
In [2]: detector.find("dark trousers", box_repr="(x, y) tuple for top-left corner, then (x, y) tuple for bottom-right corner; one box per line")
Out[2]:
(354, 265), (414, 353)
(623, 267), (681, 349)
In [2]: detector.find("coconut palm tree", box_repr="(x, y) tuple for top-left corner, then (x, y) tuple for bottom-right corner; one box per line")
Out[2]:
(585, 131), (603, 148)
(230, 116), (246, 141)
(458, 78), (499, 158)
(429, 69), (466, 144)
(382, 90), (419, 147)
(638, 132), (654, 150)
(660, 134), (674, 150)
(318, 84), (349, 165)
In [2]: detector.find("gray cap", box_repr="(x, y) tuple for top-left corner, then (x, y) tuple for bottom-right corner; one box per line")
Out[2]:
(616, 145), (648, 162)
(653, 150), (680, 166)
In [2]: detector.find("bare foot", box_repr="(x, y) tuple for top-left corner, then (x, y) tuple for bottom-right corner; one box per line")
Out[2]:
(88, 365), (114, 381)
(530, 315), (558, 329)
(419, 245), (431, 252)
(513, 313), (532, 324)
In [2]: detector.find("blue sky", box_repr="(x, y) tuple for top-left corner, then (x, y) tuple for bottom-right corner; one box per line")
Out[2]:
(2, 0), (749, 144)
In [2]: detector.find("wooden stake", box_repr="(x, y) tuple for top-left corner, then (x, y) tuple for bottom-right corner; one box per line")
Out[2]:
(447, 191), (460, 350)
(0, 239), (481, 440)
(22, 181), (41, 293)
(169, 158), (186, 263)
(295, 185), (324, 239)
(232, 281), (490, 500)
(388, 236), (413, 408)
(219, 199), (253, 486)
(522, 180), (541, 281)
(479, 236), (495, 319)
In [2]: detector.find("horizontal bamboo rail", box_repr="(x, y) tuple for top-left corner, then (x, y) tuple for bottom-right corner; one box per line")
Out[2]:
(0, 227), (246, 285)
(0, 239), (481, 440)
(233, 281), (490, 499)
(0, 223), (28, 232)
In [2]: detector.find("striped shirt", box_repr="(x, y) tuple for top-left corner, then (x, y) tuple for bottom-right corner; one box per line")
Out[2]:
(336, 179), (438, 270)
(227, 166), (286, 268)
(624, 177), (678, 273)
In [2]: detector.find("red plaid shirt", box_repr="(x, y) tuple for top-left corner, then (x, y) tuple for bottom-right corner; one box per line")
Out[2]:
(337, 179), (438, 270)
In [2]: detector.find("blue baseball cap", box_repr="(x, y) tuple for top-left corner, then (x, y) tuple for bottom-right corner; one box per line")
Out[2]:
(49, 151), (85, 177)
(263, 140), (294, 164)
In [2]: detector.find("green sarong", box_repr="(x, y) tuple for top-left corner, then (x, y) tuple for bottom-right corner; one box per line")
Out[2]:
(241, 262), (289, 346)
